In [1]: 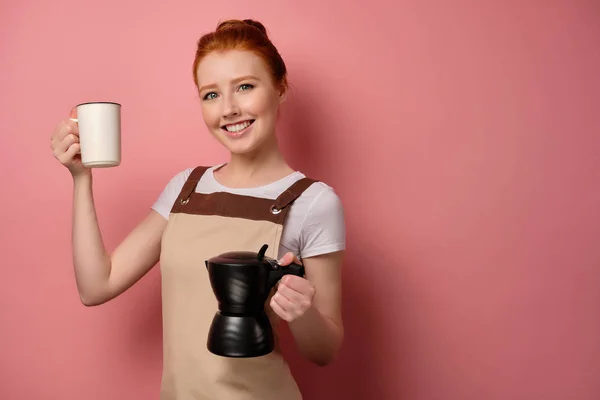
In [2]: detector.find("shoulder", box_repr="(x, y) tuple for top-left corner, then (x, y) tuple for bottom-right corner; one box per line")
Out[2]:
(284, 180), (343, 222)
(285, 179), (346, 259)
(150, 167), (195, 219)
(162, 167), (198, 196)
(300, 181), (344, 217)
(162, 165), (215, 191)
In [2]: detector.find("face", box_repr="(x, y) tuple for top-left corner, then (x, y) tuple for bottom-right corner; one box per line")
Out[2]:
(195, 50), (285, 156)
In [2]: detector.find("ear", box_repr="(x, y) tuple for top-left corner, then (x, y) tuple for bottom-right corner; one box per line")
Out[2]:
(278, 85), (288, 104)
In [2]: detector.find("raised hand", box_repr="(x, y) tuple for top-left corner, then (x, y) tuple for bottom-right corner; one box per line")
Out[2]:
(50, 108), (89, 177)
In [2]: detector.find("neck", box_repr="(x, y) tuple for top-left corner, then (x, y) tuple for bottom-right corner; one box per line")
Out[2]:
(218, 135), (295, 187)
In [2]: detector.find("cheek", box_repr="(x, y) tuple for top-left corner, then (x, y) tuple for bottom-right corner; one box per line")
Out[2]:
(201, 104), (220, 127)
(242, 92), (278, 117)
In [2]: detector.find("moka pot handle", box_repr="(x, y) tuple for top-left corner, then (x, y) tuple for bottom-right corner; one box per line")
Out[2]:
(267, 261), (305, 291)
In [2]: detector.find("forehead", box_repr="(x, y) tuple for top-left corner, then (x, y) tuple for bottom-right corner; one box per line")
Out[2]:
(195, 50), (270, 86)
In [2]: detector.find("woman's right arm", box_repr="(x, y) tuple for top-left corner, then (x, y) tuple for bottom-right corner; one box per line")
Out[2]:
(72, 173), (166, 306)
(53, 109), (166, 306)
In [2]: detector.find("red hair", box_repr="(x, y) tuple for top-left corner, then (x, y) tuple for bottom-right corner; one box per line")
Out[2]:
(192, 19), (288, 93)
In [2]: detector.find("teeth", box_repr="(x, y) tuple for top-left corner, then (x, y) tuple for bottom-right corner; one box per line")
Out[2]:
(225, 121), (251, 133)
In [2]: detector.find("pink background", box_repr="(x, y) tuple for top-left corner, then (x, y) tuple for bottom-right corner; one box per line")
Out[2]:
(2, 1), (599, 399)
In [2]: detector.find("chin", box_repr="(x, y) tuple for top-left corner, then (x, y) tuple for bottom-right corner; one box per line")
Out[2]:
(225, 141), (263, 156)
(213, 125), (274, 155)
(222, 143), (250, 154)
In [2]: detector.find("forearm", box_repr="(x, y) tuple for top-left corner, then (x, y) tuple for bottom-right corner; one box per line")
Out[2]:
(71, 173), (111, 305)
(288, 306), (344, 366)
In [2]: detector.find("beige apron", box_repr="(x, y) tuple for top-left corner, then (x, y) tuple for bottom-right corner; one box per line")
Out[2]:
(159, 165), (316, 400)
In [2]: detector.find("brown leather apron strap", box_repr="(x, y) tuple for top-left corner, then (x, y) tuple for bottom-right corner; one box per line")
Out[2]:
(177, 166), (210, 206)
(272, 177), (317, 213)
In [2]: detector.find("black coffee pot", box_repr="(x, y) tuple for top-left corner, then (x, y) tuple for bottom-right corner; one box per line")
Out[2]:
(204, 243), (305, 357)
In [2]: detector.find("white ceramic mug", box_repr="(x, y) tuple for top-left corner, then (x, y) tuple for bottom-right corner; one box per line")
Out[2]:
(70, 102), (121, 168)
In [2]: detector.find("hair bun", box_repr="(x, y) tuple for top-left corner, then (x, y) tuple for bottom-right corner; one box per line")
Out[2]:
(216, 19), (268, 37)
(242, 19), (268, 36)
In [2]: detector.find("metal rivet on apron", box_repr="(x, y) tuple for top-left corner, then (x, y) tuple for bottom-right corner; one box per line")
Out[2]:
(270, 205), (281, 214)
(180, 198), (190, 205)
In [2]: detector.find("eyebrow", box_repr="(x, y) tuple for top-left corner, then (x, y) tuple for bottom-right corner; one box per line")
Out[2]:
(198, 75), (260, 93)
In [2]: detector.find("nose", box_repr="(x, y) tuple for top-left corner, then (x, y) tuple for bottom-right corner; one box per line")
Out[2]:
(222, 94), (240, 118)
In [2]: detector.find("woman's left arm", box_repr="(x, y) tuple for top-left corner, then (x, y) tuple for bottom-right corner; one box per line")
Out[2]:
(271, 250), (344, 366)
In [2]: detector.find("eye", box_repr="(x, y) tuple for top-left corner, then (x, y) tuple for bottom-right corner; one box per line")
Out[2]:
(238, 84), (254, 91)
(203, 92), (218, 101)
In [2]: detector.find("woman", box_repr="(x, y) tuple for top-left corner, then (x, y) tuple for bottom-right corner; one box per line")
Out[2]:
(50, 19), (345, 399)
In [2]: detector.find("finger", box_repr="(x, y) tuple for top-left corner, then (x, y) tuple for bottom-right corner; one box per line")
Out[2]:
(57, 141), (80, 163)
(281, 275), (315, 294)
(64, 118), (79, 136)
(52, 120), (79, 146)
(271, 296), (292, 322)
(272, 291), (293, 311)
(270, 297), (291, 322)
(278, 253), (293, 265)
(58, 143), (81, 164)
(69, 107), (77, 120)
(53, 133), (78, 156)
(277, 282), (306, 303)
(278, 252), (302, 266)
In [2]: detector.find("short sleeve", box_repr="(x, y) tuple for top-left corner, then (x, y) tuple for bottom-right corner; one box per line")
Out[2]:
(299, 185), (346, 259)
(151, 168), (193, 220)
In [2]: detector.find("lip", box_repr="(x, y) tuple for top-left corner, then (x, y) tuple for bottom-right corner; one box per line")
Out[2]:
(221, 119), (254, 128)
(221, 119), (255, 138)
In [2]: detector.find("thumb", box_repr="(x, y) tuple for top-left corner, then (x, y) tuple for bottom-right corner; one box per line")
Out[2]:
(278, 252), (293, 265)
(278, 252), (302, 266)
(69, 107), (77, 120)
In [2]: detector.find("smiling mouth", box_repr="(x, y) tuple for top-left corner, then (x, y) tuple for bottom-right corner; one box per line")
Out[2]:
(221, 120), (255, 133)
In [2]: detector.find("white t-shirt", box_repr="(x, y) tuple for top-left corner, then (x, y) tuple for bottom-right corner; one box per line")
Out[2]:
(151, 164), (346, 260)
